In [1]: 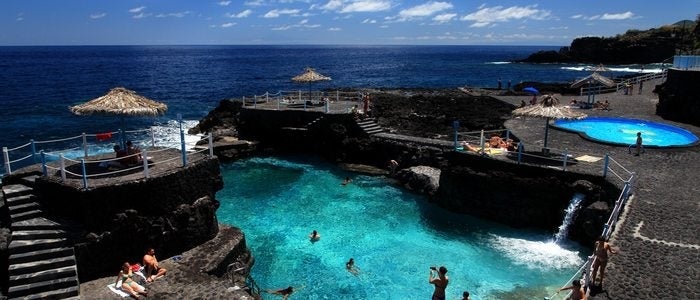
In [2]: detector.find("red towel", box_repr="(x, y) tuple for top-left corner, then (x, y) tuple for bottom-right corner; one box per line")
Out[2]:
(96, 132), (112, 141)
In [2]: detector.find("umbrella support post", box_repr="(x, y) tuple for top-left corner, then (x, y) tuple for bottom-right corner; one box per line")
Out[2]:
(543, 118), (550, 150)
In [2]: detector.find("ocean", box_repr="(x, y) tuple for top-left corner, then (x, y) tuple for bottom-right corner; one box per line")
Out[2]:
(0, 45), (659, 152)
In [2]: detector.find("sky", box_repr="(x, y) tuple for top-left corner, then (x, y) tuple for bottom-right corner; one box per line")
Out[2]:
(0, 0), (698, 46)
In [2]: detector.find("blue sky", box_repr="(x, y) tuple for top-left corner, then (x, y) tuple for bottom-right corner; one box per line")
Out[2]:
(1, 0), (697, 46)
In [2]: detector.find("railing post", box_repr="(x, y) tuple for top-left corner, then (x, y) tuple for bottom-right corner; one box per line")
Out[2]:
(40, 151), (47, 177)
(277, 92), (281, 110)
(266, 92), (269, 103)
(208, 134), (214, 157)
(178, 114), (187, 166)
(31, 139), (37, 164)
(59, 154), (67, 182)
(562, 148), (569, 171)
(3, 147), (12, 175)
(517, 142), (523, 164)
(253, 95), (257, 108)
(82, 133), (88, 158)
(80, 158), (88, 189)
(325, 97), (329, 113)
(452, 121), (460, 150)
(602, 153), (610, 177)
(151, 127), (156, 147)
(142, 148), (150, 178)
(119, 129), (125, 150)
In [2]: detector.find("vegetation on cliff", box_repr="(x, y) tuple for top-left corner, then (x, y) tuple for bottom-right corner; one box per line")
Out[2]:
(519, 17), (700, 64)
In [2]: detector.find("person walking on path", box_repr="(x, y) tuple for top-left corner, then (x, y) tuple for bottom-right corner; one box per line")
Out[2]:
(628, 132), (644, 156)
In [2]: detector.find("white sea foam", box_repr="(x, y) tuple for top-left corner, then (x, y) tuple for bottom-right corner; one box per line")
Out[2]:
(487, 61), (511, 64)
(488, 234), (584, 270)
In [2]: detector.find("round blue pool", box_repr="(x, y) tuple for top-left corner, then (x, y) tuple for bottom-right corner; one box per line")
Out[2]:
(552, 117), (699, 148)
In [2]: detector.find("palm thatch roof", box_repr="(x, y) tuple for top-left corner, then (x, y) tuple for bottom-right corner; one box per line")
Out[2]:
(512, 94), (587, 148)
(291, 67), (331, 83)
(570, 72), (616, 88)
(512, 94), (587, 120)
(70, 87), (167, 117)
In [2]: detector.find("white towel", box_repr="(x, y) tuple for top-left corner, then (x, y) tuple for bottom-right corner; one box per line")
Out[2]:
(107, 281), (130, 297)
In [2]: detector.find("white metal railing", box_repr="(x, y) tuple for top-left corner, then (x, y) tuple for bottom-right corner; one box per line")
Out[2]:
(2, 118), (215, 189)
(579, 70), (667, 96)
(238, 89), (365, 113)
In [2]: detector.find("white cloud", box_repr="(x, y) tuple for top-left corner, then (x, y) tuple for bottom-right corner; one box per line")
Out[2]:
(341, 0), (392, 13)
(320, 0), (343, 11)
(362, 18), (377, 24)
(328, 27), (341, 31)
(264, 9), (301, 18)
(156, 11), (191, 18)
(227, 9), (253, 18)
(600, 11), (634, 20)
(219, 1), (232, 6)
(272, 25), (291, 30)
(245, 0), (265, 6)
(399, 1), (453, 19)
(132, 13), (151, 19)
(16, 13), (24, 21)
(90, 12), (106, 19)
(432, 13), (456, 23)
(570, 14), (583, 19)
(221, 22), (235, 27)
(461, 5), (550, 27)
(129, 6), (146, 14)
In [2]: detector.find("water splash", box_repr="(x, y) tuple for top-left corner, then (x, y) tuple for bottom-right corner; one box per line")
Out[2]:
(554, 193), (585, 244)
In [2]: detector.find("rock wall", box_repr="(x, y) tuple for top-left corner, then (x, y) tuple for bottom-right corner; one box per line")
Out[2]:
(656, 68), (700, 127)
(32, 157), (224, 281)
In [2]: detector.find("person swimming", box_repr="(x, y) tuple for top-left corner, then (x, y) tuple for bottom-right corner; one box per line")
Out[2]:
(309, 230), (320, 242)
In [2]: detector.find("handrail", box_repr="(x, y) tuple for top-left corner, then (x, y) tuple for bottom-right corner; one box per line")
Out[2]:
(579, 70), (667, 95)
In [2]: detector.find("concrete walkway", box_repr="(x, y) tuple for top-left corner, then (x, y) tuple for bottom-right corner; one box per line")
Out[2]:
(496, 78), (700, 299)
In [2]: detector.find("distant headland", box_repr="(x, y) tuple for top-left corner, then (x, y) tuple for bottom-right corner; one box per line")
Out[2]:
(517, 19), (699, 64)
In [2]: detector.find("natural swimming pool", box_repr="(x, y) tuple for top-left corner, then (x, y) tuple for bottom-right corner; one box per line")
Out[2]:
(216, 156), (587, 299)
(552, 117), (699, 148)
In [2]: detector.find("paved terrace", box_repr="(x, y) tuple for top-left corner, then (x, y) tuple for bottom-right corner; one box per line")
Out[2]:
(496, 79), (700, 299)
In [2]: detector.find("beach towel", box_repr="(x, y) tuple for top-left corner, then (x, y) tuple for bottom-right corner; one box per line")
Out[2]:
(96, 132), (112, 141)
(107, 267), (147, 297)
(107, 281), (130, 297)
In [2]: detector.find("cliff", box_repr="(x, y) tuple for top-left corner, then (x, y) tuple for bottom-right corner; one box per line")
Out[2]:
(518, 20), (699, 64)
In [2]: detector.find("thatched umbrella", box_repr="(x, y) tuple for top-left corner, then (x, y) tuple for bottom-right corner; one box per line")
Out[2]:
(512, 94), (587, 149)
(70, 87), (167, 117)
(291, 67), (331, 102)
(70, 87), (167, 147)
(571, 72), (615, 107)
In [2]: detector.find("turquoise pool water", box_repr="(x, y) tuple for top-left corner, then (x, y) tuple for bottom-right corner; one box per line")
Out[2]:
(552, 117), (699, 147)
(216, 156), (587, 300)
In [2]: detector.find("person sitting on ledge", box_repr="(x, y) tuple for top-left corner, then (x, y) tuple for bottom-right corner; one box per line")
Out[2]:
(125, 140), (143, 165)
(143, 247), (167, 282)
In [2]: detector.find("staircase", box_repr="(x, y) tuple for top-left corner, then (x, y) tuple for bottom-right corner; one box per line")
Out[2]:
(355, 118), (384, 135)
(3, 174), (80, 299)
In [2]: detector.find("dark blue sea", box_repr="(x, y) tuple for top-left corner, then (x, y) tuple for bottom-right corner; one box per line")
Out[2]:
(0, 45), (653, 168)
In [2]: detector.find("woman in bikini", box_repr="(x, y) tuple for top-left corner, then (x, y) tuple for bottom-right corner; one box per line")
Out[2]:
(115, 262), (147, 299)
(429, 266), (449, 300)
(591, 236), (616, 285)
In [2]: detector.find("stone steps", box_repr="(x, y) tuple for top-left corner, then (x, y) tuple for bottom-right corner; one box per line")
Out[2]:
(356, 118), (384, 135)
(2, 181), (81, 300)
